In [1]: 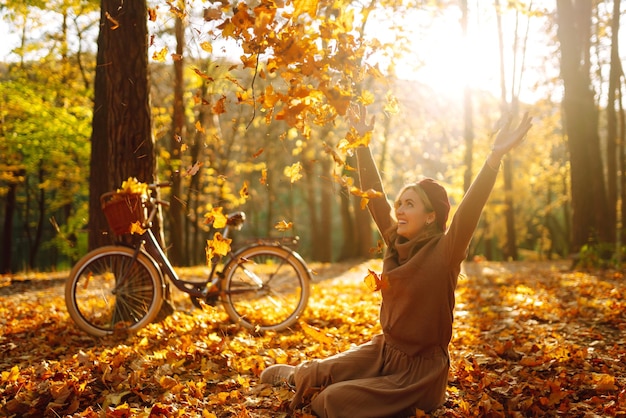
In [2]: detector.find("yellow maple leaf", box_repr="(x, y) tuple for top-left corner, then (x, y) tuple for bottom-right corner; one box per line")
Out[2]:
(200, 41), (213, 53)
(350, 187), (384, 209)
(262, 85), (281, 108)
(364, 269), (389, 291)
(384, 91), (400, 115)
(240, 54), (258, 69)
(206, 233), (232, 267)
(129, 221), (146, 235)
(274, 220), (293, 231)
(253, 3), (275, 36)
(1, 365), (19, 383)
(152, 47), (168, 62)
(205, 207), (227, 229)
(260, 168), (268, 185)
(292, 0), (318, 18)
(284, 162), (303, 183)
(239, 181), (249, 199)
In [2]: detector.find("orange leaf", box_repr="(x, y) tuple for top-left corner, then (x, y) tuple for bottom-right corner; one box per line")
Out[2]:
(274, 220), (293, 231)
(129, 221), (146, 235)
(152, 47), (168, 62)
(364, 269), (388, 291)
(212, 96), (227, 114)
(239, 181), (249, 199)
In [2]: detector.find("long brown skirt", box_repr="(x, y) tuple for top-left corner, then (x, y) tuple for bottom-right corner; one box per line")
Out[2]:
(290, 334), (449, 418)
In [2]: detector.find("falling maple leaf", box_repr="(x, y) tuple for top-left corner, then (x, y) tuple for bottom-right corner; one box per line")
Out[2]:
(212, 96), (227, 114)
(204, 207), (227, 229)
(200, 41), (213, 53)
(274, 220), (293, 231)
(206, 232), (232, 266)
(363, 269), (389, 291)
(239, 181), (249, 199)
(148, 8), (157, 22)
(183, 161), (203, 177)
(370, 240), (385, 256)
(284, 162), (303, 183)
(349, 187), (384, 209)
(152, 47), (168, 62)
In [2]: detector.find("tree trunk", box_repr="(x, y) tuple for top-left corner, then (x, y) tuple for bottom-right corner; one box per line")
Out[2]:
(461, 0), (473, 194)
(301, 140), (321, 260)
(495, 0), (519, 260)
(556, 0), (610, 251)
(27, 162), (46, 269)
(607, 0), (622, 262)
(89, 0), (156, 250)
(169, 11), (185, 265)
(318, 158), (333, 262)
(0, 168), (23, 274)
(88, 5), (110, 250)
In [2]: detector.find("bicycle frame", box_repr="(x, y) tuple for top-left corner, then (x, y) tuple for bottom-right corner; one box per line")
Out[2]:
(116, 198), (251, 299)
(133, 228), (217, 298)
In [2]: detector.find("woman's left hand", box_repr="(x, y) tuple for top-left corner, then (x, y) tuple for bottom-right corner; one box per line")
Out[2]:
(491, 111), (533, 158)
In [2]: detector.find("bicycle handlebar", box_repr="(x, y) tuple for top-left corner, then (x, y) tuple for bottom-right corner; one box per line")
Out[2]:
(149, 181), (172, 190)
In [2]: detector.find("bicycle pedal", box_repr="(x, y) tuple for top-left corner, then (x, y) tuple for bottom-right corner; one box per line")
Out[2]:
(205, 295), (219, 306)
(190, 293), (219, 309)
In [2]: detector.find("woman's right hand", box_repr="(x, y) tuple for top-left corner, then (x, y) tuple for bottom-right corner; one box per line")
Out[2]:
(348, 102), (375, 137)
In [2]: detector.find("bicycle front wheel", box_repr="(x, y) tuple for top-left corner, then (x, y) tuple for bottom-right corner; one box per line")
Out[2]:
(222, 245), (311, 332)
(65, 246), (164, 337)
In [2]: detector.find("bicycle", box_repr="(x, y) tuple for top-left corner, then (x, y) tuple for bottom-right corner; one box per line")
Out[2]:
(65, 182), (311, 337)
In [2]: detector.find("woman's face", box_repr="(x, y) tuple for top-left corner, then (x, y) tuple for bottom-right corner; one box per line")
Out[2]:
(395, 188), (436, 240)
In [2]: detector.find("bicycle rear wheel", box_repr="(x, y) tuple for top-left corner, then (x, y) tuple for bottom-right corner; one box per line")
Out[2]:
(222, 245), (311, 332)
(65, 246), (163, 337)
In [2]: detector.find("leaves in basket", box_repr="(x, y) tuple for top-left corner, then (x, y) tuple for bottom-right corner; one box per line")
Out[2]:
(117, 177), (150, 198)
(129, 221), (146, 235)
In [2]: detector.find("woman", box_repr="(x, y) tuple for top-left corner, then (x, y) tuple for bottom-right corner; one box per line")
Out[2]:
(261, 105), (533, 417)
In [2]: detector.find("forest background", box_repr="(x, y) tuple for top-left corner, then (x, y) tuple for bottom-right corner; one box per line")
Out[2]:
(1, 0), (625, 274)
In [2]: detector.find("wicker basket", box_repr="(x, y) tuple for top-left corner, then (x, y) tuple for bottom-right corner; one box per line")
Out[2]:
(101, 192), (147, 235)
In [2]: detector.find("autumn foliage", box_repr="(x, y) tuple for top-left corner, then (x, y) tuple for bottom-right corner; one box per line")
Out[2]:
(2, 260), (626, 417)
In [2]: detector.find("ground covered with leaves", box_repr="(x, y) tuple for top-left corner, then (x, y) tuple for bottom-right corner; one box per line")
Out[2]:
(1, 260), (626, 417)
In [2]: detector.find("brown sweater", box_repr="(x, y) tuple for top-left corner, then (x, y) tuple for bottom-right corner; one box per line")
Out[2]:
(356, 146), (499, 357)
